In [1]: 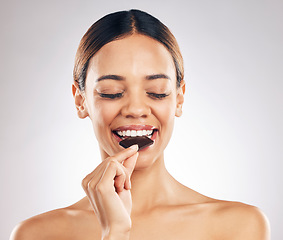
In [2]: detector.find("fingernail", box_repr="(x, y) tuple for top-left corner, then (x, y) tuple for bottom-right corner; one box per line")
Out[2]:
(129, 144), (138, 151)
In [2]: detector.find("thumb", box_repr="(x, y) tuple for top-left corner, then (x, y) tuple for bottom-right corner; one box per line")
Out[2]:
(123, 151), (138, 190)
(123, 151), (138, 176)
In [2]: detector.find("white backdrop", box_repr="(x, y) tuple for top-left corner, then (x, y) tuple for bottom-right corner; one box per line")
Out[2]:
(1, 0), (282, 239)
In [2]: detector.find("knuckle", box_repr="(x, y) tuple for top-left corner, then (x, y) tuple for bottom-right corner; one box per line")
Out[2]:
(81, 177), (88, 189)
(95, 182), (105, 193)
(87, 180), (97, 191)
(108, 159), (118, 168)
(107, 156), (115, 162)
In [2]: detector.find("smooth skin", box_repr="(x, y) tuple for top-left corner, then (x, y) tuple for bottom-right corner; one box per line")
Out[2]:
(10, 34), (270, 240)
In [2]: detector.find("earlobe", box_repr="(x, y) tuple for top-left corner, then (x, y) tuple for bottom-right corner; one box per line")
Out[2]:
(175, 80), (185, 117)
(175, 107), (183, 117)
(72, 83), (89, 119)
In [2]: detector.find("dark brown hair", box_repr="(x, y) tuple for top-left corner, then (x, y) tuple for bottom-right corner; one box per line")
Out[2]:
(73, 9), (184, 91)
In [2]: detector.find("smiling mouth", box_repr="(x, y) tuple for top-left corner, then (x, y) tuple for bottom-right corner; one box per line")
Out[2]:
(113, 129), (158, 140)
(112, 124), (158, 142)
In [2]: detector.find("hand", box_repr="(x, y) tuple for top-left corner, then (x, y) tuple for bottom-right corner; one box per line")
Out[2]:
(82, 145), (139, 239)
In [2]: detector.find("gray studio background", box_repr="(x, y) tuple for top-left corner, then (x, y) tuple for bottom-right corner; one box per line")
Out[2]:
(1, 0), (282, 239)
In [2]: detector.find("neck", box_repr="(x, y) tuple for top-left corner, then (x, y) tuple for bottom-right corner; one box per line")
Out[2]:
(130, 154), (179, 214)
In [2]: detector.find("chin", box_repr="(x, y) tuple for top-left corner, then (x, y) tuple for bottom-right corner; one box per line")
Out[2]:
(133, 152), (163, 171)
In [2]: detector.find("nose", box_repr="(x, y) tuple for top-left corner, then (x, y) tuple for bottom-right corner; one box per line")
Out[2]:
(121, 93), (151, 118)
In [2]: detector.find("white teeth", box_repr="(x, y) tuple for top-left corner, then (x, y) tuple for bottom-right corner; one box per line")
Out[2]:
(137, 130), (143, 136)
(115, 129), (155, 138)
(131, 130), (137, 137)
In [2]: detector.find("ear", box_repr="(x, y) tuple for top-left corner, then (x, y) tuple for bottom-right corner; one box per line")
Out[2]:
(72, 82), (89, 119)
(175, 80), (185, 117)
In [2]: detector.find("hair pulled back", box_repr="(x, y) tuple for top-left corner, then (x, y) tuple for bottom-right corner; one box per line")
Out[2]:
(73, 9), (184, 91)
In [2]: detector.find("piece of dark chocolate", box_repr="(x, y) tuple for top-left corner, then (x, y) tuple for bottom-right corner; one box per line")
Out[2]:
(119, 136), (154, 151)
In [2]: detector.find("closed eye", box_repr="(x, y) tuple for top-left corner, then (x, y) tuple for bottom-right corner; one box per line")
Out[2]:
(146, 92), (170, 99)
(98, 92), (124, 99)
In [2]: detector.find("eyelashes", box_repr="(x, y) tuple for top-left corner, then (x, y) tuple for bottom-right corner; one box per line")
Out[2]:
(98, 92), (124, 99)
(146, 92), (170, 99)
(97, 92), (170, 100)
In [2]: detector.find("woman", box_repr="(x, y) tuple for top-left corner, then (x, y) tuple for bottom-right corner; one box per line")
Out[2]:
(11, 9), (269, 240)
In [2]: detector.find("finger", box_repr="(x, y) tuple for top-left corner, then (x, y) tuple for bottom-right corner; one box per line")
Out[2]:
(123, 152), (138, 175)
(114, 174), (126, 193)
(82, 145), (138, 188)
(97, 159), (126, 194)
(123, 152), (138, 190)
(81, 160), (108, 190)
(124, 173), (131, 191)
(114, 163), (127, 193)
(82, 145), (138, 193)
(113, 144), (138, 163)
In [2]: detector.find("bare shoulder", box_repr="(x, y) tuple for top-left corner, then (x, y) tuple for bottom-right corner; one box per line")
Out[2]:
(10, 202), (100, 240)
(10, 208), (79, 240)
(208, 200), (270, 240)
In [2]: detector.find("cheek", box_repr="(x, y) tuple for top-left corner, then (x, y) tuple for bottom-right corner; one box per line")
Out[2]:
(151, 99), (176, 151)
(152, 99), (176, 128)
(90, 100), (121, 132)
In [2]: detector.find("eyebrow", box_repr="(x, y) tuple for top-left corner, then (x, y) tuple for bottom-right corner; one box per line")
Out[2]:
(146, 74), (171, 81)
(96, 73), (171, 82)
(96, 75), (125, 82)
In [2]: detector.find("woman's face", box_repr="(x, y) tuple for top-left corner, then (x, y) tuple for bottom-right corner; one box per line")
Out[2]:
(74, 34), (184, 169)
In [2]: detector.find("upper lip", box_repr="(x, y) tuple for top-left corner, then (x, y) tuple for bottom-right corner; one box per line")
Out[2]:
(113, 125), (157, 131)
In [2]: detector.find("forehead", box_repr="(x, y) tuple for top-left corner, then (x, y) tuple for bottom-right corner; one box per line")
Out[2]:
(88, 34), (176, 78)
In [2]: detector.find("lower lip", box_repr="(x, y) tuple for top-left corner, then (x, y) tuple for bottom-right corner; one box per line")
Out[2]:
(113, 130), (158, 150)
